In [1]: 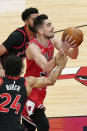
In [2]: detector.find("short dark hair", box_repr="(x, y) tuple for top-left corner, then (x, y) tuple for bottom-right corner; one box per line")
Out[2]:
(22, 7), (39, 21)
(33, 14), (48, 33)
(4, 55), (24, 77)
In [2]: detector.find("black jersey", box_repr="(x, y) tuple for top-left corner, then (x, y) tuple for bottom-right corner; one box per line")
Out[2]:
(1, 26), (35, 66)
(0, 76), (27, 131)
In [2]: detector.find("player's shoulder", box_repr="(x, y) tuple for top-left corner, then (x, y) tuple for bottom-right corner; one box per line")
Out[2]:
(8, 30), (23, 40)
(10, 26), (25, 37)
(28, 40), (41, 52)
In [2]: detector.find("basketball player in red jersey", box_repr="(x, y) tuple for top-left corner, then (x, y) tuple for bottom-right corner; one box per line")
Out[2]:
(0, 53), (67, 131)
(22, 14), (79, 131)
(0, 7), (39, 77)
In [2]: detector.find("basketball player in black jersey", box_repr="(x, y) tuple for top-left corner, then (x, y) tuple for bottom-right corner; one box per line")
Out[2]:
(0, 53), (67, 131)
(0, 7), (39, 77)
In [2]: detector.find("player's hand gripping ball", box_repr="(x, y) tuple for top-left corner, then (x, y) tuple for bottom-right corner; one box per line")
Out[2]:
(62, 27), (83, 47)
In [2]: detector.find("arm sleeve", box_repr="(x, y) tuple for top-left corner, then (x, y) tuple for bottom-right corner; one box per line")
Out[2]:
(2, 30), (24, 50)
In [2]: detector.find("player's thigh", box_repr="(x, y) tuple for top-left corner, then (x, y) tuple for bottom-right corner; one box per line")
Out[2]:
(30, 108), (49, 131)
(22, 117), (36, 131)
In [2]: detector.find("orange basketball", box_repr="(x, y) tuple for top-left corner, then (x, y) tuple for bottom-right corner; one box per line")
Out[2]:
(62, 27), (83, 47)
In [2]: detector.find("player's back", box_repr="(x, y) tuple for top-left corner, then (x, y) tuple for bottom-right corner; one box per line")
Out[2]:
(0, 77), (27, 131)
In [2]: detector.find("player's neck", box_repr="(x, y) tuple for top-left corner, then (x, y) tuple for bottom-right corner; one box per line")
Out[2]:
(6, 76), (20, 80)
(36, 36), (49, 46)
(25, 26), (34, 40)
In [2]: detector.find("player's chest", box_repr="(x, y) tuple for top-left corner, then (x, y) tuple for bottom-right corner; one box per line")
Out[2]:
(41, 46), (54, 61)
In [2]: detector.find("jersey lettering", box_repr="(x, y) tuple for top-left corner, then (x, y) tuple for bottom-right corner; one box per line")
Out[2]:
(0, 93), (21, 114)
(44, 50), (54, 60)
(0, 93), (11, 112)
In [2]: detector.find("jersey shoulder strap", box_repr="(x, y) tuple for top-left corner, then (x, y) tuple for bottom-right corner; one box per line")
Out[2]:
(13, 26), (26, 49)
(16, 26), (26, 37)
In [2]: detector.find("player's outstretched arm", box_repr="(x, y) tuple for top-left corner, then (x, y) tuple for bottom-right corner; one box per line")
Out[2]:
(26, 52), (68, 95)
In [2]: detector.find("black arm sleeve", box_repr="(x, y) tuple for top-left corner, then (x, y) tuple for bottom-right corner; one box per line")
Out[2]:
(2, 30), (24, 50)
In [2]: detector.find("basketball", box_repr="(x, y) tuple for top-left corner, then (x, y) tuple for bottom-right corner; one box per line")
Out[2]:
(62, 27), (83, 47)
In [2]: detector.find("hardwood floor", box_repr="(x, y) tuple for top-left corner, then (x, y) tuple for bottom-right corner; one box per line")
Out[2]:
(0, 0), (87, 118)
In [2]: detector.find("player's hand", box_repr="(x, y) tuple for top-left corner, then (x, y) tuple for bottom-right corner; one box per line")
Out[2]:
(66, 35), (76, 48)
(61, 35), (76, 52)
(0, 69), (5, 77)
(55, 51), (68, 68)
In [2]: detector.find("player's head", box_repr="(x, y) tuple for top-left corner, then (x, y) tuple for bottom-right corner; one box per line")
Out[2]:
(4, 55), (24, 77)
(22, 7), (39, 32)
(34, 14), (54, 39)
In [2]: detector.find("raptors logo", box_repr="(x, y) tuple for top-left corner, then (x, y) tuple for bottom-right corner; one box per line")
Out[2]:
(58, 67), (87, 86)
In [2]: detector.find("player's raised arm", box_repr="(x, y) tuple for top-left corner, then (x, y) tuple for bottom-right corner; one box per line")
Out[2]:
(51, 34), (79, 59)
(26, 52), (68, 95)
(26, 42), (56, 74)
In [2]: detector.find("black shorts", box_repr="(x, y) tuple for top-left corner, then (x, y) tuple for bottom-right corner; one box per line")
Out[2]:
(0, 123), (25, 131)
(22, 108), (49, 131)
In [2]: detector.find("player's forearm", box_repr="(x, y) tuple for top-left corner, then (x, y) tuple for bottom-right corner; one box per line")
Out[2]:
(46, 65), (64, 85)
(0, 58), (5, 77)
(43, 57), (56, 73)
(0, 57), (3, 69)
(64, 47), (78, 59)
(0, 45), (7, 56)
(0, 63), (3, 69)
(30, 65), (64, 89)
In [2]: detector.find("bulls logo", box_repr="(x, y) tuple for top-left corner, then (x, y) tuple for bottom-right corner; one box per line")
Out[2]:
(58, 67), (87, 86)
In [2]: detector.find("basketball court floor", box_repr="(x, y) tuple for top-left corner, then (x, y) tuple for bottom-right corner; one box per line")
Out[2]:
(0, 0), (87, 130)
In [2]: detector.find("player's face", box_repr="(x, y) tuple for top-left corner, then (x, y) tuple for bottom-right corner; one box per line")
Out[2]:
(42, 19), (54, 39)
(27, 13), (39, 32)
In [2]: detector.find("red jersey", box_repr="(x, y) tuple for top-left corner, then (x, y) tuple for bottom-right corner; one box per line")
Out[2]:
(22, 38), (54, 117)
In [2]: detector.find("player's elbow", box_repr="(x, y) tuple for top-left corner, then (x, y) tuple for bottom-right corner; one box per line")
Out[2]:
(71, 55), (78, 59)
(71, 49), (79, 59)
(0, 45), (7, 56)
